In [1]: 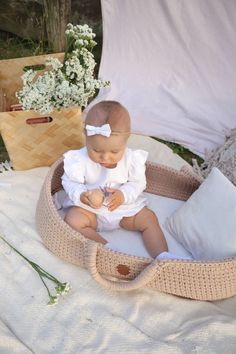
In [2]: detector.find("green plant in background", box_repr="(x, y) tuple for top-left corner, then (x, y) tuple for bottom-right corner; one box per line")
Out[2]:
(0, 136), (8, 163)
(0, 34), (50, 60)
(153, 137), (204, 165)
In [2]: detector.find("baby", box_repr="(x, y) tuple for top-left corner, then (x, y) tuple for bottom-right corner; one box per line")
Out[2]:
(62, 100), (173, 259)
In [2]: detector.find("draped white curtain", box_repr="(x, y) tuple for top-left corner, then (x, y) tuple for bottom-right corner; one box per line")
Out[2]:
(89, 0), (236, 157)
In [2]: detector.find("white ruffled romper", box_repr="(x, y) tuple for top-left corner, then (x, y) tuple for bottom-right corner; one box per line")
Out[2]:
(62, 147), (148, 231)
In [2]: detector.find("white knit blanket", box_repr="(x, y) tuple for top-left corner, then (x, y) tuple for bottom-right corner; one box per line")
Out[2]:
(1, 137), (236, 353)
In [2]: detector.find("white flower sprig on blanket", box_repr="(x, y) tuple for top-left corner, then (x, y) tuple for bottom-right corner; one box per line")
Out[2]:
(0, 235), (71, 306)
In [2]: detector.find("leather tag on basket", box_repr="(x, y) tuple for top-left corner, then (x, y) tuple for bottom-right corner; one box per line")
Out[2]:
(0, 107), (85, 170)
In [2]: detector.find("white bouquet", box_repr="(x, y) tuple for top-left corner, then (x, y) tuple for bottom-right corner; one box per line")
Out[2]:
(16, 23), (110, 114)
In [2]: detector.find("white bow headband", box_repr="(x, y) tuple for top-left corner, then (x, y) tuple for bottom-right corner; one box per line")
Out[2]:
(85, 124), (112, 137)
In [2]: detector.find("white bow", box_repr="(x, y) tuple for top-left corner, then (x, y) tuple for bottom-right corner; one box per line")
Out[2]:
(85, 124), (112, 137)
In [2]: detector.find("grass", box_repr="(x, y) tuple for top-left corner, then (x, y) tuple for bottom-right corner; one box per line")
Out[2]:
(0, 31), (203, 166)
(0, 32), (51, 60)
(152, 137), (204, 165)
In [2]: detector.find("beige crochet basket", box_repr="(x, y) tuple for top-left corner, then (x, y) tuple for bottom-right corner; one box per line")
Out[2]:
(36, 158), (236, 301)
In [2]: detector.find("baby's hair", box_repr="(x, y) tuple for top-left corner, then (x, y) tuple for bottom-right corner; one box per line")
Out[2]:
(85, 101), (131, 136)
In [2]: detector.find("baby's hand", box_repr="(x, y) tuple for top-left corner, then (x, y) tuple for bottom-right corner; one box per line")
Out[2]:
(80, 191), (91, 206)
(106, 188), (124, 211)
(80, 189), (104, 209)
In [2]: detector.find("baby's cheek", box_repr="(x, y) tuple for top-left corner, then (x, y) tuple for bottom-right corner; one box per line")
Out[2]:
(118, 152), (124, 160)
(88, 151), (98, 162)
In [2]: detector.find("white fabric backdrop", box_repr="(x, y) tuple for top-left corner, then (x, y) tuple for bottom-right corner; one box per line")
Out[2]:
(89, 0), (236, 157)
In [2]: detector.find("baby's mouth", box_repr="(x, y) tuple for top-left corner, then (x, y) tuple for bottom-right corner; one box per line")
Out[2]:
(100, 162), (117, 168)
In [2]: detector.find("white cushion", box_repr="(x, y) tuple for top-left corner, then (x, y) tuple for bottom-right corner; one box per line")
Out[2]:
(165, 167), (236, 260)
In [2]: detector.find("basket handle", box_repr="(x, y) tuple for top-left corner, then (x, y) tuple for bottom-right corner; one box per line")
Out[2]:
(85, 241), (161, 291)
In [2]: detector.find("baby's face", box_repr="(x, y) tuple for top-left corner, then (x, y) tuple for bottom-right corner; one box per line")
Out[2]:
(86, 134), (127, 168)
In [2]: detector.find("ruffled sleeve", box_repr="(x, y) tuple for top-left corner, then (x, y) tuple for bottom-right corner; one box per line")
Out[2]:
(61, 149), (87, 205)
(119, 149), (148, 204)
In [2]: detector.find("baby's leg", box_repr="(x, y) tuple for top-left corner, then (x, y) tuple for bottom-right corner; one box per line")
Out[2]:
(120, 207), (168, 258)
(64, 206), (107, 244)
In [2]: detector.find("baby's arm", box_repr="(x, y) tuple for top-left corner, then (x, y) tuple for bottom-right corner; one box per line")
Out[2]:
(119, 175), (146, 204)
(106, 173), (145, 211)
(62, 175), (103, 208)
(107, 150), (148, 211)
(61, 151), (88, 205)
(119, 150), (147, 204)
(62, 174), (87, 205)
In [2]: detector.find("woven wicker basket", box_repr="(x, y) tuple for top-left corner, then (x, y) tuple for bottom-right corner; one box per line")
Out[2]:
(0, 53), (85, 170)
(0, 107), (85, 170)
(36, 158), (236, 300)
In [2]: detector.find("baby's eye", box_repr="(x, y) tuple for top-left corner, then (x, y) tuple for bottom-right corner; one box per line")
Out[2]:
(93, 149), (101, 153)
(111, 151), (119, 154)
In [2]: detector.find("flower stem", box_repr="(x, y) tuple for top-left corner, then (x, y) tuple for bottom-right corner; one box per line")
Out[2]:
(0, 235), (32, 263)
(0, 235), (59, 283)
(30, 262), (60, 284)
(0, 235), (71, 304)
(37, 271), (51, 298)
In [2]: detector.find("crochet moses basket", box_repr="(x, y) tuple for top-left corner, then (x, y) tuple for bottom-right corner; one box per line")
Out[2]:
(36, 157), (236, 301)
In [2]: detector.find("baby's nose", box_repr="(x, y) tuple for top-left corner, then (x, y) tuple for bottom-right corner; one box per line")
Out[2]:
(100, 153), (110, 162)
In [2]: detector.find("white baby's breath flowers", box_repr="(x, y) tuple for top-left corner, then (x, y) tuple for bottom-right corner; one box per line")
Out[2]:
(55, 282), (71, 296)
(16, 23), (110, 114)
(48, 295), (59, 306)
